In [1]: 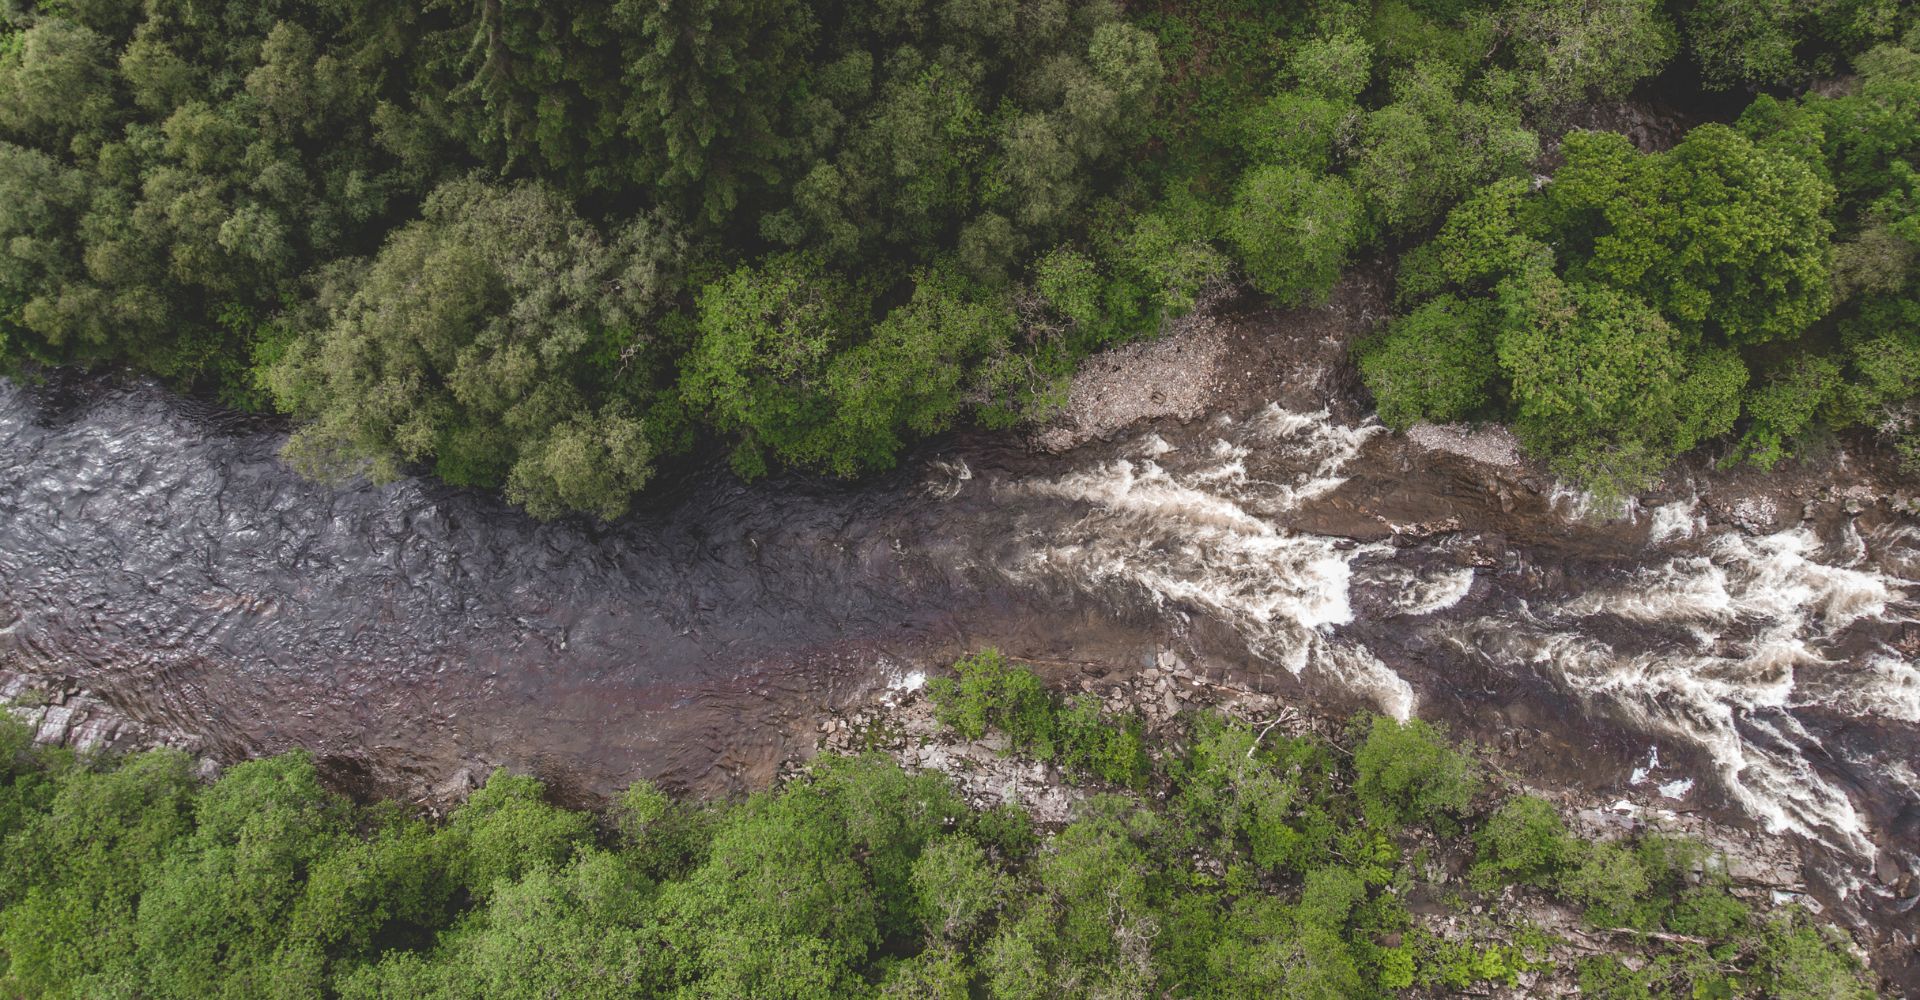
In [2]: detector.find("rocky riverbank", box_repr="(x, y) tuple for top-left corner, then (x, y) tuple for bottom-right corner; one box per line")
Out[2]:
(795, 653), (1872, 998)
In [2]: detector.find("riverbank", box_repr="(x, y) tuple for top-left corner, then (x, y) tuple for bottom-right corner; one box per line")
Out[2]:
(0, 662), (1886, 998)
(799, 655), (1867, 998)
(4, 276), (1918, 986)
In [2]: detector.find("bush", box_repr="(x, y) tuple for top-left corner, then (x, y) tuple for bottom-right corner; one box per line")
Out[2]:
(1737, 355), (1851, 468)
(925, 648), (1056, 752)
(1758, 912), (1879, 1000)
(1351, 715), (1481, 831)
(1359, 294), (1501, 429)
(1493, 271), (1746, 497)
(1053, 695), (1151, 787)
(1501, 0), (1677, 109)
(1558, 840), (1654, 927)
(1226, 165), (1362, 305)
(1471, 795), (1575, 889)
(926, 650), (1149, 786)
(0, 701), (1880, 998)
(912, 836), (1009, 942)
(1172, 714), (1336, 874)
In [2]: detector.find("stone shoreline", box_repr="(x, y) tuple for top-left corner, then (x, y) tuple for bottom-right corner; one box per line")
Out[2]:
(796, 650), (1861, 999)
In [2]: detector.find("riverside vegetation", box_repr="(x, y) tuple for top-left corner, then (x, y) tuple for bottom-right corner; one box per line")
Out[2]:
(1, 0), (1918, 516)
(0, 651), (1879, 998)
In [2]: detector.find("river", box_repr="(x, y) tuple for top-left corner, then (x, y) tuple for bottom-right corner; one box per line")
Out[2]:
(2, 295), (1918, 978)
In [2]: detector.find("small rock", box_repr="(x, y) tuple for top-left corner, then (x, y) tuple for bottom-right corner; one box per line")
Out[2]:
(431, 767), (477, 803)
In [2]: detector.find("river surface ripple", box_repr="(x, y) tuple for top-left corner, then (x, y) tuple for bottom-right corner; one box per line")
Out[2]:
(3, 375), (1918, 964)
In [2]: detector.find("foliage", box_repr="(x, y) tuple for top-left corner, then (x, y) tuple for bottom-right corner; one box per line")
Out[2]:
(1470, 794), (1575, 889)
(1494, 272), (1746, 495)
(1374, 58), (1920, 495)
(1171, 714), (1339, 874)
(925, 648), (1149, 785)
(925, 649), (1057, 751)
(1350, 714), (1481, 832)
(1358, 294), (1501, 429)
(1681, 0), (1909, 91)
(260, 179), (679, 517)
(1540, 126), (1834, 347)
(1350, 60), (1540, 239)
(1499, 0), (1678, 110)
(0, 695), (1880, 998)
(1226, 165), (1361, 305)
(0, 0), (1914, 517)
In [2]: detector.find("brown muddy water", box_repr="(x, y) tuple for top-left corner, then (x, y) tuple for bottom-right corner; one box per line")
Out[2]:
(4, 309), (1920, 980)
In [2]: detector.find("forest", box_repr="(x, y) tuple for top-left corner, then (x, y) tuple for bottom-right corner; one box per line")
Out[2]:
(0, 652), (1881, 998)
(1, 0), (1916, 515)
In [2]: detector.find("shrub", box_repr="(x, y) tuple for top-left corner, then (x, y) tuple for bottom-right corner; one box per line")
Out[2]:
(1351, 715), (1480, 831)
(1226, 165), (1362, 305)
(1470, 794), (1575, 889)
(925, 648), (1056, 753)
(926, 651), (1150, 786)
(1359, 294), (1501, 429)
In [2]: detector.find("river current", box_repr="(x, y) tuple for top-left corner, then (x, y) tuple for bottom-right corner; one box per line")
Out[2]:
(2, 370), (1918, 970)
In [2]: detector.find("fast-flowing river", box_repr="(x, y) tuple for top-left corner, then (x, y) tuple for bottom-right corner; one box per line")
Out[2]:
(3, 350), (1918, 973)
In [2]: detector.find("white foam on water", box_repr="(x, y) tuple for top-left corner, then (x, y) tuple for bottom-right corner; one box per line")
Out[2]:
(1400, 568), (1476, 617)
(1883, 760), (1920, 796)
(1630, 745), (1660, 785)
(924, 457), (973, 499)
(1366, 565), (1478, 617)
(1002, 405), (1413, 718)
(1798, 651), (1920, 723)
(981, 397), (1920, 855)
(1549, 483), (1639, 522)
(1648, 497), (1707, 544)
(1321, 642), (1417, 720)
(1020, 458), (1273, 535)
(1567, 527), (1900, 633)
(1461, 522), (1915, 856)
(1191, 439), (1249, 485)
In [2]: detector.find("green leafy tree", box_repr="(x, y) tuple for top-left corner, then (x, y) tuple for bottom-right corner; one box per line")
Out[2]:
(345, 850), (660, 1000)
(263, 179), (680, 517)
(1351, 715), (1481, 831)
(0, 750), (197, 995)
(440, 769), (594, 901)
(1226, 165), (1361, 305)
(1679, 0), (1899, 90)
(1736, 355), (1855, 468)
(1359, 294), (1502, 429)
(818, 272), (1020, 474)
(1470, 795), (1575, 889)
(926, 649), (1058, 753)
(912, 836), (1010, 943)
(1494, 271), (1746, 493)
(1501, 0), (1678, 109)
(1542, 126), (1834, 346)
(679, 251), (862, 478)
(1352, 60), (1539, 237)
(657, 782), (879, 996)
(131, 754), (353, 998)
(1173, 715), (1335, 873)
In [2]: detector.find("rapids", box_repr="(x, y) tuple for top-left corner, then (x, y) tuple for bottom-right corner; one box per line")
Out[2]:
(3, 369), (1918, 974)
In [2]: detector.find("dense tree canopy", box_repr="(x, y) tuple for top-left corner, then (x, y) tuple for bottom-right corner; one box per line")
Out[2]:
(2, 0), (1917, 514)
(1363, 35), (1920, 495)
(260, 178), (679, 517)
